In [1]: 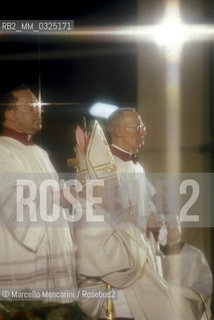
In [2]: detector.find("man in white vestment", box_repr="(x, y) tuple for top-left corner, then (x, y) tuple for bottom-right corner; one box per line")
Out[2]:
(74, 120), (205, 320)
(107, 108), (164, 277)
(0, 85), (76, 297)
(161, 215), (213, 318)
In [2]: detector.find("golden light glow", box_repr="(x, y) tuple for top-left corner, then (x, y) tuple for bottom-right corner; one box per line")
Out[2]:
(161, 1), (182, 172)
(154, 1), (184, 48)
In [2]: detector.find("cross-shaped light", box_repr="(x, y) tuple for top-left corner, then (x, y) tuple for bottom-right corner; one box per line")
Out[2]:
(154, 1), (184, 49)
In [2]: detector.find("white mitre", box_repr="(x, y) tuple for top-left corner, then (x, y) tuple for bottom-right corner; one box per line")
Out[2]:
(75, 120), (117, 184)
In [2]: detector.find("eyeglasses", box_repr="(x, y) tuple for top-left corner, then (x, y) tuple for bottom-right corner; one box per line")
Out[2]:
(126, 123), (146, 133)
(16, 102), (40, 108)
(12, 102), (42, 112)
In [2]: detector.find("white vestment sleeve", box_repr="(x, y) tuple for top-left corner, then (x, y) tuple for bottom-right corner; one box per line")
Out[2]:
(76, 205), (204, 320)
(77, 221), (148, 287)
(0, 145), (54, 252)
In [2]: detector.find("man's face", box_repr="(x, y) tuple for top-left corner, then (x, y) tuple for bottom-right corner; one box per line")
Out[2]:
(10, 89), (42, 135)
(120, 111), (146, 154)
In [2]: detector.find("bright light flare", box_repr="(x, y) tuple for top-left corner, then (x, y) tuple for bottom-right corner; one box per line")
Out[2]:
(38, 101), (42, 109)
(154, 2), (185, 48)
(89, 102), (119, 119)
(155, 23), (184, 48)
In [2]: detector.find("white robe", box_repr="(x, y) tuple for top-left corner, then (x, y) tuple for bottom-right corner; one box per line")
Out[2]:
(112, 154), (163, 269)
(112, 155), (157, 225)
(75, 202), (204, 320)
(161, 242), (213, 316)
(74, 142), (204, 319)
(0, 136), (76, 299)
(106, 153), (165, 316)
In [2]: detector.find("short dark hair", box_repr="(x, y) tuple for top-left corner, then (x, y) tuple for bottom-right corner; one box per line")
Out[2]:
(0, 84), (30, 129)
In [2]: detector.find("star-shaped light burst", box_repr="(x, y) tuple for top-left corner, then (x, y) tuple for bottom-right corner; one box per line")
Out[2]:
(154, 0), (184, 50)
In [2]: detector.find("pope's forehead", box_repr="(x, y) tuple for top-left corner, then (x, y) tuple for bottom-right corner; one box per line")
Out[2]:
(13, 89), (38, 102)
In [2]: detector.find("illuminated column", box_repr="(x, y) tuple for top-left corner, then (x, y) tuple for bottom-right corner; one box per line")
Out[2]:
(165, 49), (181, 172)
(137, 0), (211, 173)
(155, 0), (183, 172)
(138, 0), (183, 172)
(137, 0), (212, 262)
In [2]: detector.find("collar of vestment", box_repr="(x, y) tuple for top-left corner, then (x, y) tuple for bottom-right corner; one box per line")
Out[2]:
(160, 242), (185, 255)
(0, 127), (34, 146)
(110, 144), (135, 162)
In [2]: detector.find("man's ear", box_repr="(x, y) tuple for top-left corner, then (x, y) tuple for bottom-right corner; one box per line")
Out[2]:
(5, 109), (15, 122)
